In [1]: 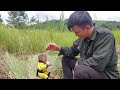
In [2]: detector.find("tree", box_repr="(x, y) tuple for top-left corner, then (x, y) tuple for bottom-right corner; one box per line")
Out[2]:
(59, 11), (65, 32)
(117, 25), (120, 29)
(29, 16), (37, 25)
(27, 15), (43, 29)
(0, 14), (3, 23)
(101, 23), (108, 29)
(6, 11), (28, 29)
(35, 14), (43, 29)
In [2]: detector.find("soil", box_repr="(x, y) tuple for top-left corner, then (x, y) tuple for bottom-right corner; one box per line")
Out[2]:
(116, 45), (120, 58)
(0, 52), (9, 79)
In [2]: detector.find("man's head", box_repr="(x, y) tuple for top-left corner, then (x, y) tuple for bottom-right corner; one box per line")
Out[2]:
(67, 11), (94, 40)
(38, 53), (47, 63)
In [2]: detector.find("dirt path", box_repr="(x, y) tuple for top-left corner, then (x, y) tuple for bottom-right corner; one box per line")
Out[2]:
(0, 52), (9, 79)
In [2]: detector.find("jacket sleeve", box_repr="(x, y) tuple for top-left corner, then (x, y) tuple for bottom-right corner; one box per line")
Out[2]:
(58, 39), (80, 58)
(78, 33), (115, 72)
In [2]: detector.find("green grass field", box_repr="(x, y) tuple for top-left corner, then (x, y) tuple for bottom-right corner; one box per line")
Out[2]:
(0, 25), (120, 79)
(0, 25), (77, 55)
(112, 30), (120, 44)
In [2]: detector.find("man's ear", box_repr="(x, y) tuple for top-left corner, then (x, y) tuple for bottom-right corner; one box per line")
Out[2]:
(86, 25), (91, 30)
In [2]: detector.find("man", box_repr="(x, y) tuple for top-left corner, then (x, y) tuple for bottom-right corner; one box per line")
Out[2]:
(45, 11), (119, 79)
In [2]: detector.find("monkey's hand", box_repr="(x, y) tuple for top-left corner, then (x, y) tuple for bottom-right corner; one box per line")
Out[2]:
(46, 61), (52, 67)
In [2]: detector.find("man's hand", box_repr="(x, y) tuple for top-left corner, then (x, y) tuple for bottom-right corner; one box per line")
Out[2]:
(45, 43), (61, 51)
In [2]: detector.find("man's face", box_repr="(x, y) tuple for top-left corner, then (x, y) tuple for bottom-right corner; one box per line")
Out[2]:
(71, 25), (91, 40)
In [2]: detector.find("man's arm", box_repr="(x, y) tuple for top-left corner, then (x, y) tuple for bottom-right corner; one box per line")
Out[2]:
(58, 39), (80, 58)
(78, 33), (115, 72)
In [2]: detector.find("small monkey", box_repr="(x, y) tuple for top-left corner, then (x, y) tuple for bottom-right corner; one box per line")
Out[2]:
(36, 53), (56, 79)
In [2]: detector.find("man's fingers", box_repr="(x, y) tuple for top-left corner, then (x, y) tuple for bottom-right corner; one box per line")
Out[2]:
(47, 44), (51, 49)
(45, 45), (49, 50)
(45, 43), (57, 51)
(45, 43), (51, 50)
(49, 43), (56, 46)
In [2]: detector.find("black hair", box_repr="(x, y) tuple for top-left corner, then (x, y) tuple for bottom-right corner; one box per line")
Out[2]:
(67, 11), (93, 31)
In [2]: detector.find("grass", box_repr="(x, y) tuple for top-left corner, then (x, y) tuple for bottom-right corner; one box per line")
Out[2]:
(0, 25), (77, 55)
(4, 51), (62, 79)
(4, 52), (37, 79)
(112, 30), (120, 44)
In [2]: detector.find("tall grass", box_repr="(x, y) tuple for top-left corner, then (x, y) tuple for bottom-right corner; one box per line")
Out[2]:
(112, 30), (120, 44)
(4, 51), (62, 79)
(1, 24), (120, 55)
(4, 51), (38, 79)
(0, 25), (77, 55)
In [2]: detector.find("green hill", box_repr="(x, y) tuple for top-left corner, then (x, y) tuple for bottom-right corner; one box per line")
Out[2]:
(26, 19), (120, 31)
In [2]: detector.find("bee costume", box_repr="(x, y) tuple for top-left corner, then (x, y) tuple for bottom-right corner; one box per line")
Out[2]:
(36, 61), (51, 79)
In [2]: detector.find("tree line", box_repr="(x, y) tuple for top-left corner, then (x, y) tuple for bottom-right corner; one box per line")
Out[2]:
(0, 11), (120, 30)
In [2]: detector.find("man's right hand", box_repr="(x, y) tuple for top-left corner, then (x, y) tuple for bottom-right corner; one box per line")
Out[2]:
(45, 43), (61, 51)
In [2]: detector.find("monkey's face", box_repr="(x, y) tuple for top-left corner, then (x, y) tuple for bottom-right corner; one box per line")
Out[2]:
(39, 56), (47, 63)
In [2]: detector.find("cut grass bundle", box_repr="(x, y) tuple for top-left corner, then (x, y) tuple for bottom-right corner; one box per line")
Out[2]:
(4, 51), (62, 79)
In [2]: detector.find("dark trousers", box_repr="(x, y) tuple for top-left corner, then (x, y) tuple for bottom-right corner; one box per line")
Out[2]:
(61, 56), (107, 79)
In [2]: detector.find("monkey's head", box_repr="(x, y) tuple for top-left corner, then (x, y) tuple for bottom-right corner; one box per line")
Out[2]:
(38, 53), (47, 63)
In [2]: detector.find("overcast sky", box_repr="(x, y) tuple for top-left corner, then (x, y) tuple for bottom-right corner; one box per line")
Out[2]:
(0, 11), (120, 24)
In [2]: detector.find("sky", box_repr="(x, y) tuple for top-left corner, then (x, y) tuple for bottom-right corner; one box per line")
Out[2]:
(0, 11), (120, 24)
